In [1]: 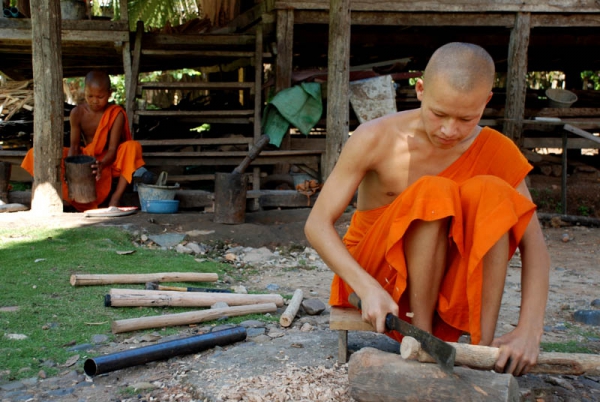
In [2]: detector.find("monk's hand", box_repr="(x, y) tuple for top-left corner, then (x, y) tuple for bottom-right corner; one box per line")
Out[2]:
(359, 290), (399, 334)
(491, 326), (541, 376)
(91, 160), (103, 181)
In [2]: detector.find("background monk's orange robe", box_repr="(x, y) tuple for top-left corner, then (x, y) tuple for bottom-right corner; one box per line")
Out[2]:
(330, 127), (537, 344)
(21, 105), (144, 211)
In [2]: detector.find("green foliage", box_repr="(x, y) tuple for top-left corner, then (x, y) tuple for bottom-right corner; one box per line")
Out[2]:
(577, 205), (591, 217)
(127, 0), (199, 32)
(540, 341), (593, 354)
(0, 226), (235, 381)
(581, 71), (600, 90)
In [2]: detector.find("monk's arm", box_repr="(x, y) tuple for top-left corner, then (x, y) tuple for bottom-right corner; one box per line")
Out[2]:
(304, 131), (399, 333)
(68, 107), (83, 157)
(95, 111), (125, 177)
(493, 179), (550, 375)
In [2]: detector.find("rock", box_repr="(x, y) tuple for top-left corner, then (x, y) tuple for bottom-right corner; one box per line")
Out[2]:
(241, 247), (275, 264)
(0, 381), (24, 392)
(149, 233), (186, 248)
(268, 329), (285, 338)
(573, 310), (600, 326)
(561, 233), (571, 242)
(66, 343), (93, 352)
(246, 327), (266, 337)
(232, 285), (247, 294)
(301, 299), (326, 315)
(266, 283), (280, 291)
(250, 334), (271, 343)
(222, 275), (234, 284)
(591, 299), (600, 308)
(131, 382), (158, 391)
(20, 377), (37, 387)
(4, 333), (28, 340)
(300, 323), (314, 332)
(175, 243), (193, 254)
(211, 302), (229, 309)
(240, 320), (265, 328)
(187, 242), (207, 255)
(38, 370), (46, 379)
(224, 253), (237, 261)
(91, 334), (109, 344)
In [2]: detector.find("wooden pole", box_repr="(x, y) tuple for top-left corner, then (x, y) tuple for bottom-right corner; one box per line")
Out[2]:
(111, 302), (278, 334)
(70, 272), (218, 286)
(279, 288), (303, 327)
(503, 12), (531, 145)
(401, 336), (600, 376)
(126, 20), (144, 134)
(349, 347), (519, 402)
(324, 0), (351, 181)
(107, 288), (284, 307)
(29, 0), (64, 214)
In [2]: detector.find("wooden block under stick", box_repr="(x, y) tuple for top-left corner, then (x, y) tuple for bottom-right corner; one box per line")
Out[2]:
(279, 288), (303, 327)
(70, 272), (218, 286)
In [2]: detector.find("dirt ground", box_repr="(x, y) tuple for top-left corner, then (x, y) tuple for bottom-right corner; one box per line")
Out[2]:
(0, 172), (599, 401)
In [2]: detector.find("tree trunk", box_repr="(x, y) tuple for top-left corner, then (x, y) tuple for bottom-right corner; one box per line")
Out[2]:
(30, 0), (64, 214)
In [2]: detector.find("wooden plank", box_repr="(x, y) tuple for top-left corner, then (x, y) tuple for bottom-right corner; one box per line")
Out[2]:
(142, 150), (323, 157)
(138, 82), (255, 90)
(563, 124), (600, 145)
(135, 110), (255, 117)
(324, 0), (351, 180)
(175, 190), (214, 208)
(138, 138), (252, 146)
(0, 18), (128, 31)
(141, 49), (257, 58)
(142, 154), (321, 166)
(253, 189), (319, 207)
(275, 0), (600, 13)
(503, 12), (531, 144)
(29, 0), (63, 214)
(522, 138), (600, 149)
(275, 9), (294, 92)
(127, 21), (143, 133)
(329, 307), (374, 331)
(141, 34), (256, 47)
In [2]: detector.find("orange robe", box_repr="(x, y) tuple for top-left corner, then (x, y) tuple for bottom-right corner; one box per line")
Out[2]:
(329, 127), (537, 344)
(21, 105), (144, 211)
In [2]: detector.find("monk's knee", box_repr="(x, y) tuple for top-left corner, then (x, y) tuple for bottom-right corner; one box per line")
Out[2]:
(412, 176), (459, 198)
(459, 175), (514, 203)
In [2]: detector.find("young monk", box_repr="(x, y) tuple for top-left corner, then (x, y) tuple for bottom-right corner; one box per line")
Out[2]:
(22, 70), (145, 211)
(305, 42), (550, 376)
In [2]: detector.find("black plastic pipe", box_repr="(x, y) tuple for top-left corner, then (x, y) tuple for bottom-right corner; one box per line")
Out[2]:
(84, 326), (246, 376)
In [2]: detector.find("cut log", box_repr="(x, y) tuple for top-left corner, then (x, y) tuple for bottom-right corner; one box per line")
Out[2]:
(70, 272), (218, 286)
(349, 347), (519, 402)
(279, 288), (303, 327)
(106, 288), (284, 307)
(401, 336), (600, 376)
(537, 213), (600, 227)
(111, 302), (277, 334)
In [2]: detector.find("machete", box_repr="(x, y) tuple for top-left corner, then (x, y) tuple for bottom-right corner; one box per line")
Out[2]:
(348, 292), (456, 373)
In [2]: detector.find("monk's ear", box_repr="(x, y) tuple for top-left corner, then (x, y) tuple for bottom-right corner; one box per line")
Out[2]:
(485, 91), (493, 104)
(415, 79), (425, 101)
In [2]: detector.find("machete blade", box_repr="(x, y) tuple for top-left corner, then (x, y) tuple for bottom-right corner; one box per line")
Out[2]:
(385, 313), (456, 374)
(348, 292), (456, 373)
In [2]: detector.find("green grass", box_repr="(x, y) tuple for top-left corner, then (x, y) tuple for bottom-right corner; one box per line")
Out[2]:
(540, 341), (594, 354)
(0, 225), (237, 381)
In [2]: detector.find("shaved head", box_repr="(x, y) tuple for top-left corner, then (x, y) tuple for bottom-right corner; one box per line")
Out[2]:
(423, 43), (495, 93)
(85, 70), (111, 92)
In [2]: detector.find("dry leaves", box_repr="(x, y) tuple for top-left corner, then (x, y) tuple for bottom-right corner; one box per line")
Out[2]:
(214, 363), (354, 402)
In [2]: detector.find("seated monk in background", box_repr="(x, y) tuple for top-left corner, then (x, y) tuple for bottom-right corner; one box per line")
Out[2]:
(22, 70), (145, 211)
(305, 42), (550, 376)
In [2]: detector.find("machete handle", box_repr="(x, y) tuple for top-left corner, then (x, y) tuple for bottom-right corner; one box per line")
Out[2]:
(348, 292), (362, 310)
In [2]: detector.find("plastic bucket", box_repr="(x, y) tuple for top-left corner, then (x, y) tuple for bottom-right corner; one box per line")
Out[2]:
(64, 155), (97, 204)
(349, 75), (397, 123)
(137, 171), (179, 212)
(545, 88), (578, 108)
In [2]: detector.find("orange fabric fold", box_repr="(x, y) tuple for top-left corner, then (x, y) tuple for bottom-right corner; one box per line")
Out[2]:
(21, 105), (144, 211)
(330, 127), (536, 344)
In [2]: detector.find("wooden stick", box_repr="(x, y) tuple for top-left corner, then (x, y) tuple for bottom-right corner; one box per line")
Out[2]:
(70, 272), (218, 286)
(111, 303), (277, 334)
(279, 288), (303, 327)
(401, 336), (600, 376)
(107, 288), (284, 307)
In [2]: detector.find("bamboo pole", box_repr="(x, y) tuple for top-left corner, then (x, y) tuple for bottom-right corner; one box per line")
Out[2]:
(112, 303), (277, 334)
(106, 288), (284, 307)
(279, 288), (303, 327)
(70, 272), (218, 286)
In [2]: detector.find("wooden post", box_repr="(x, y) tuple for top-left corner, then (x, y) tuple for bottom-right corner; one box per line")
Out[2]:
(503, 12), (531, 145)
(252, 24), (263, 207)
(273, 9), (294, 174)
(126, 20), (144, 135)
(324, 0), (350, 181)
(29, 0), (64, 214)
(279, 288), (303, 327)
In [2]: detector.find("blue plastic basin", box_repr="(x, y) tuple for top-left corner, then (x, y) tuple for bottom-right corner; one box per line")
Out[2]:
(145, 199), (179, 214)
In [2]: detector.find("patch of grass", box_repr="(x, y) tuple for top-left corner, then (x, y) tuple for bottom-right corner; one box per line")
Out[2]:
(0, 226), (237, 381)
(9, 182), (31, 191)
(540, 341), (594, 354)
